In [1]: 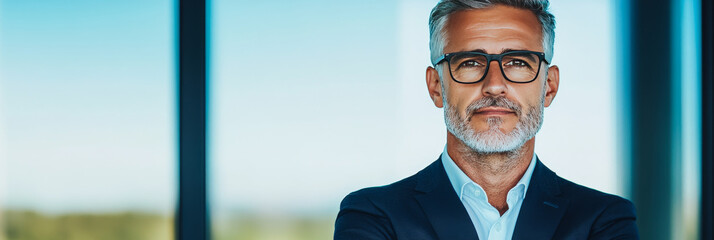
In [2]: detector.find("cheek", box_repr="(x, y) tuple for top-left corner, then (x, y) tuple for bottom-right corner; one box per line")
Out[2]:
(448, 94), (475, 118)
(445, 84), (481, 109)
(515, 84), (546, 108)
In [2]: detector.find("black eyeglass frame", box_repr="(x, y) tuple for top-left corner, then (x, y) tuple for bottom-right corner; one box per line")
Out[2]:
(432, 50), (550, 84)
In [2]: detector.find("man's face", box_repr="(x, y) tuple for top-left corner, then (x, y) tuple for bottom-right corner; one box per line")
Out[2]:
(427, 5), (560, 154)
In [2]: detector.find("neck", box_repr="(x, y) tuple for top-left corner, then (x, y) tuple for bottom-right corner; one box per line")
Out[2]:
(446, 132), (534, 214)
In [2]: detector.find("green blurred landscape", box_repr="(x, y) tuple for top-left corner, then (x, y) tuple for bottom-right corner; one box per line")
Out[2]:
(2, 210), (334, 240)
(2, 210), (173, 240)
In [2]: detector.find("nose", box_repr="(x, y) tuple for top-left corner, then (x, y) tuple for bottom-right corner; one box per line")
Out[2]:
(481, 60), (507, 97)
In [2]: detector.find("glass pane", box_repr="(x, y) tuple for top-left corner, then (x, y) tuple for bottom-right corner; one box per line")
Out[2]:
(211, 0), (619, 239)
(539, 0), (620, 194)
(0, 0), (175, 239)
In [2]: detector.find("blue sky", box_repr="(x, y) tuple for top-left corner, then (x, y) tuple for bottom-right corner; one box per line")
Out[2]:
(1, 0), (621, 215)
(0, 0), (175, 213)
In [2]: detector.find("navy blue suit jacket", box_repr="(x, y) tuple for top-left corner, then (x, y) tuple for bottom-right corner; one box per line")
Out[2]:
(335, 157), (639, 239)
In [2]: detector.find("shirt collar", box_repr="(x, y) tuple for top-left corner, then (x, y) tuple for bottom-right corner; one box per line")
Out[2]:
(441, 145), (537, 200)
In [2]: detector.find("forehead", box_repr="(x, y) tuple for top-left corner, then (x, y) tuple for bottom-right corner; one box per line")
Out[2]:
(443, 5), (543, 54)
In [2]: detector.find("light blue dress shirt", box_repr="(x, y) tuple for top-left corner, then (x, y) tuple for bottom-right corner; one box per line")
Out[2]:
(441, 146), (537, 240)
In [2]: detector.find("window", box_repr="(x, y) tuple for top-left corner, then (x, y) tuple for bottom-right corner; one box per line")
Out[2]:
(209, 1), (621, 239)
(0, 0), (176, 239)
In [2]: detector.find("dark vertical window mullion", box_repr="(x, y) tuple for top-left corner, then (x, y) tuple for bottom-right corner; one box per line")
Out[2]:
(702, 0), (712, 239)
(177, 0), (208, 239)
(626, 0), (674, 238)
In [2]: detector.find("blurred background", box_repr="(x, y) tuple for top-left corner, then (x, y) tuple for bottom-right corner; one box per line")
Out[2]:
(0, 0), (709, 240)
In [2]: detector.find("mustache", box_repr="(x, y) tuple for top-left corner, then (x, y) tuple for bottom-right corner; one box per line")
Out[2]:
(465, 97), (521, 119)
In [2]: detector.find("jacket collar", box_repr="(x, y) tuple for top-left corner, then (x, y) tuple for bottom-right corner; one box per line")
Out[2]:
(512, 156), (569, 239)
(413, 156), (569, 240)
(414, 157), (480, 240)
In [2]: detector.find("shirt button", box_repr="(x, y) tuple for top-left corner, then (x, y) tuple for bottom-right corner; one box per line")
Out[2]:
(494, 222), (501, 231)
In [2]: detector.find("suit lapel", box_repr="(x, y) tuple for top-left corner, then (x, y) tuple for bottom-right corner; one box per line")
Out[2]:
(414, 158), (480, 240)
(512, 158), (569, 240)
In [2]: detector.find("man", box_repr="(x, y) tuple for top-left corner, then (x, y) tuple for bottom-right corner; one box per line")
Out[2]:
(334, 0), (639, 239)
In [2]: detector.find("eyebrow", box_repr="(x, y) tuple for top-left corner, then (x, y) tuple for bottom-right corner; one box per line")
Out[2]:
(463, 48), (529, 54)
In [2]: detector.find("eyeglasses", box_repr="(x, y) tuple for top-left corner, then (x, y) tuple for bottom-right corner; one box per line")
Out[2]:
(432, 50), (549, 84)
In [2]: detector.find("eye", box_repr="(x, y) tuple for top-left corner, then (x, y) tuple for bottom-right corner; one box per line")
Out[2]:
(504, 59), (530, 67)
(459, 60), (481, 68)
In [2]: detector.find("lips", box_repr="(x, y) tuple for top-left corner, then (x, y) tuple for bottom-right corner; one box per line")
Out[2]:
(474, 107), (516, 115)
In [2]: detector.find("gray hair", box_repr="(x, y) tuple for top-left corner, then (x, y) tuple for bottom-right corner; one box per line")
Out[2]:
(428, 0), (556, 65)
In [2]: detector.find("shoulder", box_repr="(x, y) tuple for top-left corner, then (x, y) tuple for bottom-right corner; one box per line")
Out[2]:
(557, 176), (636, 215)
(534, 160), (635, 215)
(559, 176), (633, 208)
(335, 161), (439, 240)
(340, 158), (444, 211)
(554, 175), (639, 238)
(339, 167), (421, 215)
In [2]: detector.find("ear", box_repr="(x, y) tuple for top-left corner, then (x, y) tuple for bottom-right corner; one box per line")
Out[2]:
(426, 66), (444, 108)
(543, 65), (560, 107)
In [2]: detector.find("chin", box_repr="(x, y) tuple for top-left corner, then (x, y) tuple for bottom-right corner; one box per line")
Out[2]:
(469, 119), (515, 134)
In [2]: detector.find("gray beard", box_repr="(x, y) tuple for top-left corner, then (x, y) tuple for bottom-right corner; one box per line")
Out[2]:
(443, 88), (545, 155)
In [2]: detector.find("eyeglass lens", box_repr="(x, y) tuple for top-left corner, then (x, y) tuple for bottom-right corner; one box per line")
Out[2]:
(449, 52), (540, 83)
